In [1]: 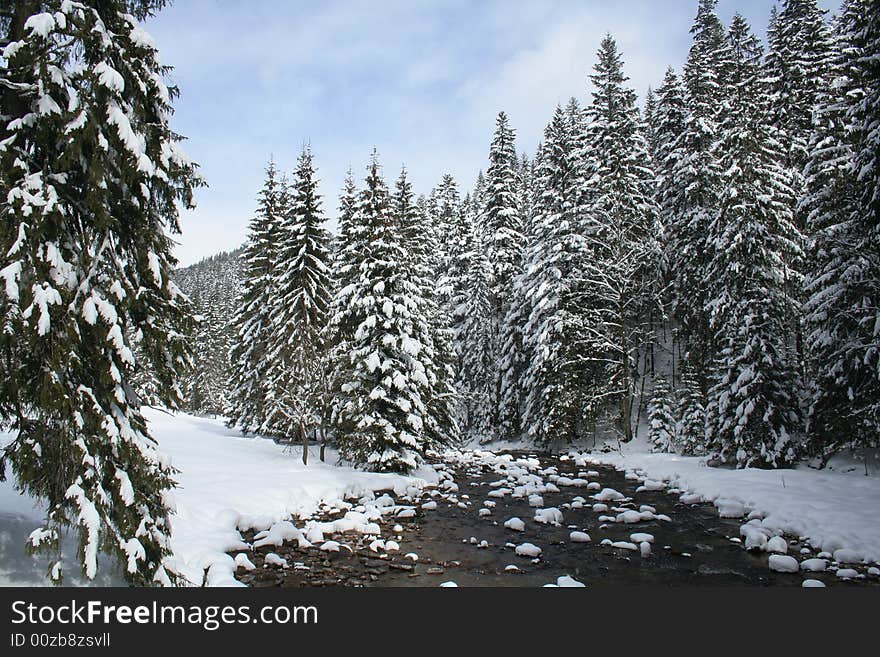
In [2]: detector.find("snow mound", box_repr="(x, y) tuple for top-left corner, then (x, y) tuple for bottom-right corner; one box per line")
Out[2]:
(800, 558), (827, 572)
(768, 555), (799, 573)
(592, 488), (626, 502)
(264, 553), (287, 568)
(515, 543), (542, 558)
(534, 507), (563, 526)
(555, 575), (585, 587)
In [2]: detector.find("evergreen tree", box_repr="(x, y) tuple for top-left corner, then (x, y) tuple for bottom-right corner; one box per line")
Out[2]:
(336, 167), (358, 251)
(647, 376), (676, 453)
(329, 153), (446, 472)
(0, 0), (200, 584)
(519, 107), (593, 444)
(393, 170), (459, 449)
(802, 0), (880, 459)
(644, 86), (658, 156)
(704, 15), (801, 468)
(675, 365), (707, 455)
(445, 197), (478, 374)
(433, 174), (464, 329)
(395, 168), (435, 287)
(226, 161), (286, 434)
(479, 112), (524, 436)
(457, 243), (495, 441)
(264, 146), (332, 452)
(765, 0), (834, 203)
(175, 249), (243, 416)
(665, 0), (727, 382)
(579, 35), (661, 441)
(652, 68), (687, 230)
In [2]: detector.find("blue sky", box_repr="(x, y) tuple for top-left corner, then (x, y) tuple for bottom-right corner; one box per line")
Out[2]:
(147, 0), (838, 266)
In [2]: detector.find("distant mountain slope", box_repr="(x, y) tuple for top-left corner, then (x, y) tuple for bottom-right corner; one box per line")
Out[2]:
(173, 248), (244, 415)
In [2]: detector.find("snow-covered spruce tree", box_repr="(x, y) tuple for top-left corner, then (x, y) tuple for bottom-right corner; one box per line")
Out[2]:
(765, 0), (835, 363)
(456, 243), (496, 442)
(516, 152), (536, 237)
(445, 197), (479, 375)
(432, 174), (464, 325)
(470, 170), (487, 233)
(395, 168), (436, 291)
(479, 111), (524, 437)
(519, 106), (592, 445)
(579, 35), (661, 442)
(644, 86), (658, 157)
(335, 167), (358, 253)
(675, 365), (707, 455)
(0, 0), (200, 585)
(264, 146), (332, 455)
(652, 67), (686, 237)
(226, 160), (286, 435)
(647, 376), (676, 453)
(802, 0), (880, 460)
(704, 15), (802, 468)
(393, 169), (459, 449)
(765, 0), (834, 208)
(497, 152), (538, 441)
(329, 154), (445, 472)
(665, 0), (727, 382)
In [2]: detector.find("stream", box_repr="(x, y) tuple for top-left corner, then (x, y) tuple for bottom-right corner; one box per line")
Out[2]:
(234, 450), (880, 588)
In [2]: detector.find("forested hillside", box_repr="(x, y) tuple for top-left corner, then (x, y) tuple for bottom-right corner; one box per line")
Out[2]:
(173, 249), (243, 416)
(205, 0), (880, 472)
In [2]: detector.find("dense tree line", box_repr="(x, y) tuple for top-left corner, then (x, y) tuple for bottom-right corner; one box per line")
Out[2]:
(217, 0), (880, 474)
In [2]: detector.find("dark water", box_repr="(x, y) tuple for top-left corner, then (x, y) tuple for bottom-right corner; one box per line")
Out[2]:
(235, 451), (880, 588)
(0, 472), (125, 587)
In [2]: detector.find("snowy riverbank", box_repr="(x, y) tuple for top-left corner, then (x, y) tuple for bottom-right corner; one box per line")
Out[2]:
(149, 410), (439, 586)
(3, 412), (878, 586)
(581, 443), (880, 564)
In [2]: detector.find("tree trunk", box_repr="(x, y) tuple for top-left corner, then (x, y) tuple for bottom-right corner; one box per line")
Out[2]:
(300, 419), (308, 466)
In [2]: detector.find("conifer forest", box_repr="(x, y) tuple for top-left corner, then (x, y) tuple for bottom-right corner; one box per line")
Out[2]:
(2, 0), (880, 591)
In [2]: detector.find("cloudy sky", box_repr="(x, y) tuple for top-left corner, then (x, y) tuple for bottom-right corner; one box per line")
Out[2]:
(146, 0), (838, 266)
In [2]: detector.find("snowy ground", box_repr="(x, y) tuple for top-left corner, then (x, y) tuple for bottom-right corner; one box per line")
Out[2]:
(150, 410), (439, 586)
(0, 410), (438, 586)
(577, 437), (880, 564)
(2, 412), (878, 586)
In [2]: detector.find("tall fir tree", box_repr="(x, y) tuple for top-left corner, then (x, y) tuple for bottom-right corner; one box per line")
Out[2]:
(0, 0), (200, 584)
(765, 0), (834, 204)
(579, 35), (661, 441)
(704, 15), (801, 468)
(393, 169), (459, 450)
(479, 112), (524, 437)
(456, 242), (496, 441)
(328, 153), (448, 472)
(665, 0), (727, 384)
(652, 67), (687, 235)
(433, 174), (465, 331)
(802, 0), (880, 459)
(519, 107), (593, 444)
(226, 160), (286, 435)
(264, 146), (333, 450)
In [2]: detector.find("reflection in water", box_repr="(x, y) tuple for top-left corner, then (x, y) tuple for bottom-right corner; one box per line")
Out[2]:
(0, 472), (126, 587)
